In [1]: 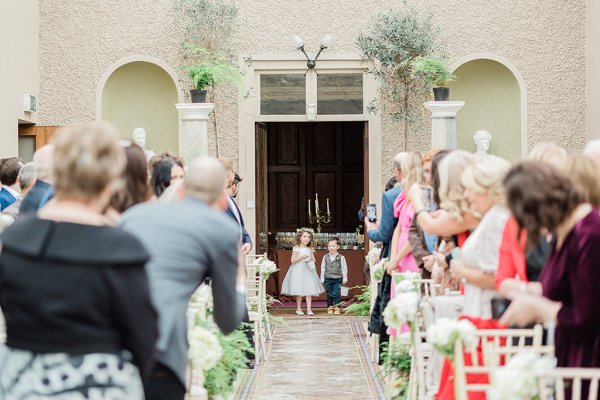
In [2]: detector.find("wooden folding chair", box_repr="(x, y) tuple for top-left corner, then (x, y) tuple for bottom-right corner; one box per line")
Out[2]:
(536, 368), (600, 400)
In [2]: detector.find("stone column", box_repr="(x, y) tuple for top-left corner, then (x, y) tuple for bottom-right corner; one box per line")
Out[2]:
(424, 101), (465, 149)
(175, 103), (215, 163)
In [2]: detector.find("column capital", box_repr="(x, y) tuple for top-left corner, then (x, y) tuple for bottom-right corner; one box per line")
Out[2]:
(175, 103), (215, 120)
(424, 101), (465, 118)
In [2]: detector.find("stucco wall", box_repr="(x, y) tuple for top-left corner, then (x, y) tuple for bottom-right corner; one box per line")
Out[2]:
(0, 0), (39, 157)
(37, 0), (586, 166)
(587, 0), (600, 140)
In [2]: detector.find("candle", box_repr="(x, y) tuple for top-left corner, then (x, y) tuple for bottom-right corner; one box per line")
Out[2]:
(308, 198), (312, 215)
(327, 198), (330, 214)
(315, 193), (319, 212)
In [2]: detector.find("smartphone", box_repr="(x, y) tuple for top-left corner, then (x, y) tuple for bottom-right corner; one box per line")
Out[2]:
(420, 185), (433, 211)
(366, 203), (377, 223)
(491, 297), (512, 319)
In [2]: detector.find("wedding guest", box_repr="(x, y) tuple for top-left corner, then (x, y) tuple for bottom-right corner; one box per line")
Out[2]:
(366, 152), (407, 358)
(226, 171), (252, 255)
(120, 157), (247, 400)
(151, 157), (184, 198)
(0, 157), (23, 210)
(564, 155), (600, 207)
(527, 142), (568, 169)
(0, 162), (35, 229)
(0, 123), (157, 399)
(20, 144), (54, 215)
(110, 142), (152, 213)
(501, 162), (600, 374)
(436, 156), (512, 400)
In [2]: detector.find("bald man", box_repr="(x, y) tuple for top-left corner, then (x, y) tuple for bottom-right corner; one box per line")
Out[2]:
(120, 157), (246, 400)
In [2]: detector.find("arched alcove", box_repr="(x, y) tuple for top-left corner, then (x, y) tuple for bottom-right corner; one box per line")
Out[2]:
(101, 61), (179, 154)
(448, 58), (522, 160)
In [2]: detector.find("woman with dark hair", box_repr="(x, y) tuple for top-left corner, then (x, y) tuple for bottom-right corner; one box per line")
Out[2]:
(111, 142), (152, 213)
(151, 158), (184, 198)
(501, 161), (600, 372)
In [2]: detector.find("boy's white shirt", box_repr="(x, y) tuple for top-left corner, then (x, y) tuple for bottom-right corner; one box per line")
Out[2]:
(320, 252), (348, 283)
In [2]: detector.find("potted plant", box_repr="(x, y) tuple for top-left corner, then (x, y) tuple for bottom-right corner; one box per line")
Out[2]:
(183, 46), (242, 103)
(411, 55), (456, 101)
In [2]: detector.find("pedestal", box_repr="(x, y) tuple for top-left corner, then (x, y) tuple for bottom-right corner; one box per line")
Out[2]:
(424, 101), (465, 149)
(175, 103), (214, 163)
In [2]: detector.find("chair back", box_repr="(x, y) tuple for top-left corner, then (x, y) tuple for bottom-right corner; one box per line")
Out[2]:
(536, 368), (600, 400)
(454, 325), (544, 400)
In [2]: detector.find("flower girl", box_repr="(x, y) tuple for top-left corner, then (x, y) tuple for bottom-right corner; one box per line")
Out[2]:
(281, 228), (325, 315)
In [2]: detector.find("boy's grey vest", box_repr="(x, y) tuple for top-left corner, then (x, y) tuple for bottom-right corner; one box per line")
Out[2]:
(323, 255), (343, 279)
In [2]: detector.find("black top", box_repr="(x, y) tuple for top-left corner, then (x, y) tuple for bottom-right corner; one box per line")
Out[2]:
(0, 216), (157, 378)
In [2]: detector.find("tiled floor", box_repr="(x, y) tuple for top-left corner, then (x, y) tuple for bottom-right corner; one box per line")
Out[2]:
(251, 315), (374, 400)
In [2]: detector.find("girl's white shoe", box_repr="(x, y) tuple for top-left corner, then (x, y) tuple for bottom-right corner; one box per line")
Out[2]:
(295, 310), (304, 315)
(306, 310), (315, 316)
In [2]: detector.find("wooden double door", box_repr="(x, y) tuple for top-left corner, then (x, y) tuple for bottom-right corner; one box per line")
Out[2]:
(255, 121), (368, 252)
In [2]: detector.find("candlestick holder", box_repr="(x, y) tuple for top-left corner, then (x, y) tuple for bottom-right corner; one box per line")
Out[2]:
(308, 208), (332, 233)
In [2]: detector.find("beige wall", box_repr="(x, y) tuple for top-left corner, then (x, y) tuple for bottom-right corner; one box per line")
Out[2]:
(0, 0), (39, 157)
(449, 59), (521, 160)
(102, 61), (179, 154)
(587, 0), (600, 140)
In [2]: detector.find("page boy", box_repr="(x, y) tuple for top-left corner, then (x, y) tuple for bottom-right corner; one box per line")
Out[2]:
(320, 237), (348, 315)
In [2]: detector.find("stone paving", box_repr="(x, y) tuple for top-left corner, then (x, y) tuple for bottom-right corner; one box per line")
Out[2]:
(252, 315), (374, 400)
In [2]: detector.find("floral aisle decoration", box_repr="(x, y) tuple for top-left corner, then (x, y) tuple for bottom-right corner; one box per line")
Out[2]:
(188, 324), (222, 371)
(488, 352), (556, 400)
(253, 256), (278, 278)
(425, 318), (477, 360)
(372, 258), (388, 283)
(382, 291), (420, 329)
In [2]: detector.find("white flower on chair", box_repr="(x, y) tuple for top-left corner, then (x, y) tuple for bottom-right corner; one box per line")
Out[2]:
(488, 352), (556, 400)
(188, 325), (222, 370)
(425, 318), (477, 359)
(372, 258), (387, 282)
(382, 291), (419, 329)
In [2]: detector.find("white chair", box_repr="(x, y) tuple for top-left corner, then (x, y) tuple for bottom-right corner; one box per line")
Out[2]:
(453, 325), (544, 400)
(536, 368), (600, 400)
(245, 261), (267, 365)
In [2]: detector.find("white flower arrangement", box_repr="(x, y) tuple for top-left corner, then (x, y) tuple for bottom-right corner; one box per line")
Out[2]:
(252, 256), (278, 278)
(372, 258), (387, 282)
(488, 352), (556, 400)
(382, 291), (420, 329)
(188, 325), (223, 370)
(367, 247), (382, 265)
(425, 318), (477, 359)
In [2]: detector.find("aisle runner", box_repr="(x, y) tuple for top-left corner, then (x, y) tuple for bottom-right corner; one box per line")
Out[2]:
(245, 317), (384, 400)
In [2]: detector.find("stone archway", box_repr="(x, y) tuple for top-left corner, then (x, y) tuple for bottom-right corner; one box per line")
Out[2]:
(449, 54), (526, 159)
(97, 57), (182, 155)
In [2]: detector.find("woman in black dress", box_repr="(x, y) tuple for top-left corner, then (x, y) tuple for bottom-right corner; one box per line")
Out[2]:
(0, 123), (157, 399)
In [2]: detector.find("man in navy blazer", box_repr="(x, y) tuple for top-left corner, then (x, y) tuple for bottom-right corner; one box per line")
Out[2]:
(226, 173), (252, 254)
(365, 152), (407, 359)
(0, 158), (24, 211)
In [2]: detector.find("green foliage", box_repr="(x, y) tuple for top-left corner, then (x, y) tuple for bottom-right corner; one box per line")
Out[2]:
(173, 0), (237, 52)
(204, 323), (254, 398)
(182, 46), (242, 90)
(344, 285), (371, 316)
(380, 341), (412, 399)
(356, 6), (438, 149)
(411, 55), (456, 87)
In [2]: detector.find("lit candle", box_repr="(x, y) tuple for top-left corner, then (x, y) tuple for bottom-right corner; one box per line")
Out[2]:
(308, 198), (312, 215)
(315, 193), (320, 212)
(327, 198), (330, 214)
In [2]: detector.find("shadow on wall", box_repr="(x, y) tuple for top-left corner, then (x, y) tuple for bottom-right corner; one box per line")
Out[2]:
(448, 59), (521, 160)
(101, 61), (179, 155)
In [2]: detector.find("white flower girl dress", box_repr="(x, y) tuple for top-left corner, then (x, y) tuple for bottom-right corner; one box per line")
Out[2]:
(281, 246), (325, 296)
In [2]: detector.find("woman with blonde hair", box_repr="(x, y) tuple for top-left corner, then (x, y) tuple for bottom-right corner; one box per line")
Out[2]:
(564, 154), (600, 207)
(386, 152), (423, 274)
(408, 150), (479, 237)
(436, 155), (512, 400)
(0, 123), (156, 399)
(527, 142), (568, 168)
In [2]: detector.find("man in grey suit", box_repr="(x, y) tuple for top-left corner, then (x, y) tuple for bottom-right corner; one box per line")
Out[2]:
(120, 157), (246, 400)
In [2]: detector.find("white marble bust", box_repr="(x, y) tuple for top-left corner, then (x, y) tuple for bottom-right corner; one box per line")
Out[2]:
(132, 127), (156, 160)
(473, 130), (492, 161)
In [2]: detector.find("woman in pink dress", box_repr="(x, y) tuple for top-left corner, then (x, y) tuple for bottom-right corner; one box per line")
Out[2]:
(386, 152), (423, 275)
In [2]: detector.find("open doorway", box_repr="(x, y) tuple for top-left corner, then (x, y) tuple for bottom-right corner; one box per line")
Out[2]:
(256, 121), (369, 301)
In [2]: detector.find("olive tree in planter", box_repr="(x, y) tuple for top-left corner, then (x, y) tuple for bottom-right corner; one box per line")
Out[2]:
(183, 46), (242, 104)
(357, 7), (437, 150)
(410, 56), (456, 101)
